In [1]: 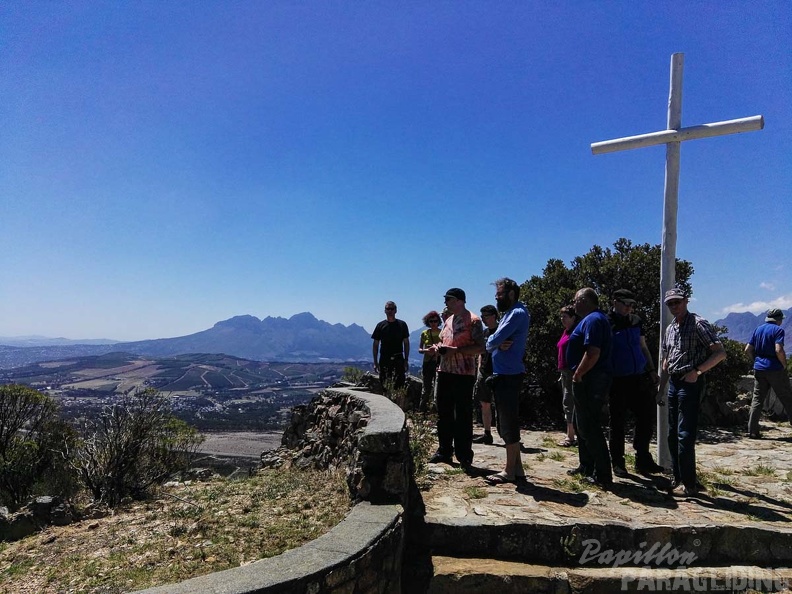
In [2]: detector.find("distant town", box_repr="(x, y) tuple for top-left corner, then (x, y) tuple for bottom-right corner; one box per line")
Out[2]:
(0, 352), (363, 432)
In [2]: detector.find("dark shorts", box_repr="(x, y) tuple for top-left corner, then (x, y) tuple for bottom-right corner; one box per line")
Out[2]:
(473, 373), (493, 403)
(491, 373), (524, 446)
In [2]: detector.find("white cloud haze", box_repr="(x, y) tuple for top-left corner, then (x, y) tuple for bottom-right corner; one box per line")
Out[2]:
(719, 294), (792, 316)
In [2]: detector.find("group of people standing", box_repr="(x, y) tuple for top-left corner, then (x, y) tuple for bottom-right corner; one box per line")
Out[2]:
(372, 282), (790, 496)
(372, 278), (530, 483)
(559, 286), (731, 494)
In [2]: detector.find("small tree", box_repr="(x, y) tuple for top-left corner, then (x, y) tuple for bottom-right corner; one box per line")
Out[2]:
(520, 239), (694, 425)
(0, 384), (75, 509)
(74, 388), (203, 506)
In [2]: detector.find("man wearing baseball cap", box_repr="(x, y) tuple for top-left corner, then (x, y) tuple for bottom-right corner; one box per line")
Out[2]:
(746, 308), (792, 439)
(608, 288), (664, 476)
(659, 287), (726, 496)
(428, 288), (486, 469)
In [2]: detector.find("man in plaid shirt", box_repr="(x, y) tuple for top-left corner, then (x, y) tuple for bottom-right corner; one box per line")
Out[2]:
(659, 288), (726, 496)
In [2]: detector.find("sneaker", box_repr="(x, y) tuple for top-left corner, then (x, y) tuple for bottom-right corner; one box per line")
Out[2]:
(671, 479), (705, 495)
(749, 432), (762, 440)
(429, 452), (453, 464)
(482, 432), (493, 445)
(613, 466), (629, 478)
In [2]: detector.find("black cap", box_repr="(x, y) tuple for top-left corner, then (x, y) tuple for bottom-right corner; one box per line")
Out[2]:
(444, 288), (466, 302)
(612, 288), (637, 305)
(766, 308), (785, 322)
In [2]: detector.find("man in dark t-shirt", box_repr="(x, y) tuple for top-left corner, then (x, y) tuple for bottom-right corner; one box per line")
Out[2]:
(371, 301), (410, 391)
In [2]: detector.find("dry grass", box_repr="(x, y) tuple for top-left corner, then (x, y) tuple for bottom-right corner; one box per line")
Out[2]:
(0, 468), (350, 594)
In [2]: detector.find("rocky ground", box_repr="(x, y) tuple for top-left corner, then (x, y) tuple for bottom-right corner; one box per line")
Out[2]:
(423, 419), (792, 529)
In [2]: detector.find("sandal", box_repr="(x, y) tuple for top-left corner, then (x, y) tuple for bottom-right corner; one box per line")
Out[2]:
(558, 437), (577, 447)
(484, 472), (515, 485)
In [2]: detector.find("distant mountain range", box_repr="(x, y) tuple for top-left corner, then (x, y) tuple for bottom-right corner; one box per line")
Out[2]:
(0, 336), (120, 347)
(3, 308), (789, 370)
(714, 307), (792, 347)
(0, 313), (372, 369)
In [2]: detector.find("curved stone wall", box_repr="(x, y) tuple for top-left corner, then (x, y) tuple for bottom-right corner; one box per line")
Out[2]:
(133, 387), (409, 594)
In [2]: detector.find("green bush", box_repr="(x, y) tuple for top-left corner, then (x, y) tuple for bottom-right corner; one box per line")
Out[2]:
(0, 385), (76, 509)
(342, 366), (366, 384)
(520, 239), (693, 426)
(74, 388), (203, 506)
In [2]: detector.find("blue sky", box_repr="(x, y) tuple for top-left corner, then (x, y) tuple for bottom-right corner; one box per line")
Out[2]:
(1, 2), (790, 341)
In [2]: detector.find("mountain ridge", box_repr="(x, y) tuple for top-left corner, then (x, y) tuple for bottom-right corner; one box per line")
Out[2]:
(714, 307), (792, 349)
(4, 307), (789, 370)
(0, 312), (371, 369)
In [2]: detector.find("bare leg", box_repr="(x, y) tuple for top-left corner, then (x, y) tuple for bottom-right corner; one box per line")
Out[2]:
(505, 442), (524, 478)
(482, 402), (493, 433)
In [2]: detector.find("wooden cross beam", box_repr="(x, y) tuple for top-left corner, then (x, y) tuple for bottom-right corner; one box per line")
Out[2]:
(591, 53), (764, 468)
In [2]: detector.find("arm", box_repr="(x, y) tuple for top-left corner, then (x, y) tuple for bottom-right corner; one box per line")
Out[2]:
(639, 336), (659, 385)
(486, 310), (514, 353)
(402, 337), (410, 371)
(682, 342), (727, 383)
(449, 318), (486, 356)
(418, 332), (428, 354)
(776, 343), (788, 368)
(744, 342), (755, 362)
(372, 340), (380, 372)
(572, 346), (600, 383)
(656, 356), (668, 406)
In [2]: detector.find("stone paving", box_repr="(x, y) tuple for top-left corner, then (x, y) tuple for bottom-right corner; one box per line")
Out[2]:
(423, 420), (792, 531)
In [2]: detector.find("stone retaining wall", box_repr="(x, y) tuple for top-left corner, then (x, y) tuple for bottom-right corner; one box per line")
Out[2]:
(134, 387), (410, 594)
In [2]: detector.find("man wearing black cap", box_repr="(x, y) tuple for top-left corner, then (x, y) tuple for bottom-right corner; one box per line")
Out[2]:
(659, 288), (726, 496)
(746, 308), (792, 439)
(608, 289), (664, 476)
(428, 288), (486, 469)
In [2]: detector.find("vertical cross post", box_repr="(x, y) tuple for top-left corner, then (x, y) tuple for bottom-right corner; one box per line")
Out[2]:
(591, 53), (764, 469)
(656, 53), (684, 467)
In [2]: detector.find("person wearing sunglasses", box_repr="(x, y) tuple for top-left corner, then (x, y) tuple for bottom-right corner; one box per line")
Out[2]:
(371, 301), (410, 393)
(428, 288), (486, 469)
(607, 288), (664, 477)
(659, 287), (726, 496)
(483, 278), (531, 485)
(418, 310), (442, 412)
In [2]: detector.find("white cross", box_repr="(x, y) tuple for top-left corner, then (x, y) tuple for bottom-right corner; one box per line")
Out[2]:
(591, 53), (764, 468)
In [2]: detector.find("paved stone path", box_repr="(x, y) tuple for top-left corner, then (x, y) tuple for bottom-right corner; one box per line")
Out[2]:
(423, 420), (792, 530)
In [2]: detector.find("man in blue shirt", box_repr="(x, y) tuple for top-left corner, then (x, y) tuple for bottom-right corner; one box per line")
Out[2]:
(566, 287), (614, 488)
(483, 277), (530, 484)
(746, 308), (792, 439)
(607, 289), (663, 477)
